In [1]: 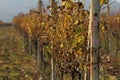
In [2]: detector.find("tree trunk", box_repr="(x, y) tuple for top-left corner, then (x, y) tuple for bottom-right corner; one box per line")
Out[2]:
(88, 0), (100, 80)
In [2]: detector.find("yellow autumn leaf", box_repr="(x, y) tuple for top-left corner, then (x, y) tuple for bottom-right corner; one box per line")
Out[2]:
(41, 22), (45, 26)
(60, 43), (64, 48)
(100, 0), (108, 5)
(62, 1), (73, 9)
(77, 36), (84, 43)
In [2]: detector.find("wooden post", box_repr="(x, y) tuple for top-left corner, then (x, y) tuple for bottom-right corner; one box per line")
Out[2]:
(50, 0), (56, 80)
(38, 0), (43, 13)
(51, 57), (56, 80)
(88, 0), (100, 80)
(37, 38), (40, 70)
(37, 38), (44, 79)
(107, 0), (110, 16)
(107, 0), (112, 55)
(28, 35), (32, 55)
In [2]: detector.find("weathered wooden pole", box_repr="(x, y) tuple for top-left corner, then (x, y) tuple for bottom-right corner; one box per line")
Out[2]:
(28, 35), (32, 55)
(88, 0), (100, 80)
(107, 0), (112, 55)
(51, 55), (56, 80)
(38, 0), (43, 13)
(107, 0), (110, 16)
(50, 0), (56, 80)
(37, 1), (44, 80)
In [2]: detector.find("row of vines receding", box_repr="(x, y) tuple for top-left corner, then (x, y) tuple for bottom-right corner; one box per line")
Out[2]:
(12, 0), (120, 80)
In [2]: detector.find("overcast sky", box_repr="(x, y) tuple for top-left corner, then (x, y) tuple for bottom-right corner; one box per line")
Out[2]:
(0, 0), (40, 22)
(0, 0), (119, 22)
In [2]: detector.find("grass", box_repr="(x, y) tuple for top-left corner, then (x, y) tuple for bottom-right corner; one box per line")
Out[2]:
(0, 26), (39, 80)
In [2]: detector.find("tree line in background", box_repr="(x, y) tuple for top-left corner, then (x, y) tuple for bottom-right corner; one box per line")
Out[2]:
(12, 0), (120, 80)
(0, 20), (11, 26)
(0, 20), (4, 26)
